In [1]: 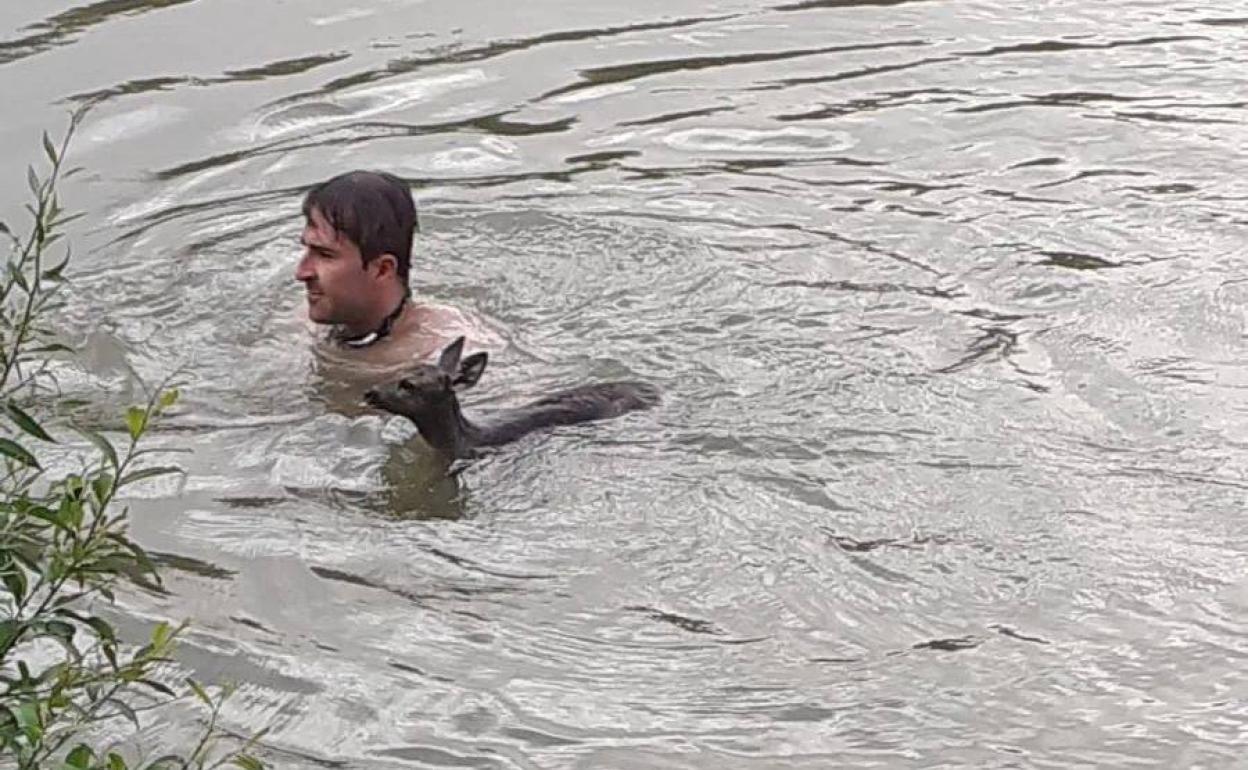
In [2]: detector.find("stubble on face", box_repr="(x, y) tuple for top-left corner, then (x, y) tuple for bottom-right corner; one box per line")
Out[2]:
(298, 209), (354, 325)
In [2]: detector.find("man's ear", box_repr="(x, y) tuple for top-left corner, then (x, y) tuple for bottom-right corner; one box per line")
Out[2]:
(437, 336), (465, 375)
(453, 352), (488, 390)
(370, 253), (399, 279)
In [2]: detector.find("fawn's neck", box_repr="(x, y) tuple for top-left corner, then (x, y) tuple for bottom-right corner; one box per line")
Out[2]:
(411, 396), (482, 458)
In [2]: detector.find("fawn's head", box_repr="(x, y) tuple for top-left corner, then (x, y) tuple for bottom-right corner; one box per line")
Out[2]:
(364, 336), (488, 420)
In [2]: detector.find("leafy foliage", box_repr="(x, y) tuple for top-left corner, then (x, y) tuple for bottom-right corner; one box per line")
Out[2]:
(0, 113), (267, 768)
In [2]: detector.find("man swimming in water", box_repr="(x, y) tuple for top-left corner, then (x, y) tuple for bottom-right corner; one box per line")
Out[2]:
(295, 170), (500, 373)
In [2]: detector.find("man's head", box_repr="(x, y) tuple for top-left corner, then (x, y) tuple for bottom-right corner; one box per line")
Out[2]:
(295, 171), (418, 330)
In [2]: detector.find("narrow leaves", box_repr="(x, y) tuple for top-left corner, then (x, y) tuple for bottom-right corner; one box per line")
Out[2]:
(187, 678), (212, 708)
(75, 427), (118, 471)
(119, 465), (182, 487)
(4, 400), (54, 442)
(0, 437), (40, 469)
(41, 131), (57, 164)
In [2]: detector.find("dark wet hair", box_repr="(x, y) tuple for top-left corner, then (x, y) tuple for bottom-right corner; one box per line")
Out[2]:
(301, 170), (418, 282)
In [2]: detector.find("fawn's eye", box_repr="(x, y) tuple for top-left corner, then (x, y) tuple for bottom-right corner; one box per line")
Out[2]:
(399, 379), (415, 393)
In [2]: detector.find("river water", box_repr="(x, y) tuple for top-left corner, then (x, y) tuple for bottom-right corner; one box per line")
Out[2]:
(2, 1), (1247, 767)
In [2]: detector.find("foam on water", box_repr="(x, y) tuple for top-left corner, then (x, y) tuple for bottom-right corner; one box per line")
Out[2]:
(661, 126), (856, 155)
(247, 69), (492, 140)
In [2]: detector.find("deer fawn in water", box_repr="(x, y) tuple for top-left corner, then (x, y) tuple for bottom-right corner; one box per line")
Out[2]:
(365, 337), (659, 459)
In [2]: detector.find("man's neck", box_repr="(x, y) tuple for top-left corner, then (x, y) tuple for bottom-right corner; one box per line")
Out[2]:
(341, 284), (410, 341)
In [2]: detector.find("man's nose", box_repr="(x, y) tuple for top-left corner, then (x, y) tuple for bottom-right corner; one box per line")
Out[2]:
(294, 251), (315, 282)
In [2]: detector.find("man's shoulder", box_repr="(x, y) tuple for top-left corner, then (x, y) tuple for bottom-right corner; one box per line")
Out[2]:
(310, 300), (506, 377)
(406, 300), (506, 356)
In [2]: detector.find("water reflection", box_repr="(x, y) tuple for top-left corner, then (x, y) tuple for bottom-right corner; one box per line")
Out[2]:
(373, 441), (468, 520)
(0, 0), (197, 65)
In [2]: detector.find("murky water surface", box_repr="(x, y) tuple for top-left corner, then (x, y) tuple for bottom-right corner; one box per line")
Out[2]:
(3, 1), (1248, 767)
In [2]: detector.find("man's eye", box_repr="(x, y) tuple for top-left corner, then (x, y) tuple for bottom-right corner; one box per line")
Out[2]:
(300, 241), (332, 258)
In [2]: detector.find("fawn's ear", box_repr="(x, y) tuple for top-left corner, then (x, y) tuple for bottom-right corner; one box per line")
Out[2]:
(453, 352), (488, 390)
(437, 336), (466, 375)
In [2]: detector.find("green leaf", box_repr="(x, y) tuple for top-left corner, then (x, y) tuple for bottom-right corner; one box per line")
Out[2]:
(113, 536), (158, 579)
(53, 609), (117, 644)
(24, 503), (63, 530)
(1, 565), (28, 604)
(232, 756), (265, 770)
(151, 621), (173, 648)
(15, 701), (40, 732)
(119, 466), (182, 487)
(91, 474), (114, 505)
(109, 698), (141, 729)
(129, 446), (193, 459)
(42, 131), (57, 164)
(62, 474), (85, 499)
(27, 343), (74, 354)
(187, 677), (212, 707)
(0, 619), (21, 651)
(57, 496), (84, 530)
(42, 248), (72, 280)
(9, 548), (41, 577)
(4, 401), (53, 442)
(139, 678), (175, 697)
(66, 743), (93, 769)
(8, 262), (29, 293)
(125, 406), (147, 441)
(43, 619), (75, 643)
(75, 428), (118, 470)
(107, 752), (129, 770)
(50, 589), (90, 608)
(27, 165), (39, 196)
(159, 389), (179, 409)
(85, 615), (117, 644)
(0, 437), (40, 469)
(51, 211), (86, 228)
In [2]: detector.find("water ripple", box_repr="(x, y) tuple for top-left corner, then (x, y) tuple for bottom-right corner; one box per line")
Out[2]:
(4, 0), (1247, 766)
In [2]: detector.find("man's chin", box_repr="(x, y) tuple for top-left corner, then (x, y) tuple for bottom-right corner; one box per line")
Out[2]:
(305, 300), (334, 325)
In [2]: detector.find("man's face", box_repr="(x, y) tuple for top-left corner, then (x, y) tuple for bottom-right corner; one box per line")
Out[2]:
(296, 207), (376, 327)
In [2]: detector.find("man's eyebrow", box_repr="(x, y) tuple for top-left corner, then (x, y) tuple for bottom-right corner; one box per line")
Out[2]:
(300, 236), (337, 253)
